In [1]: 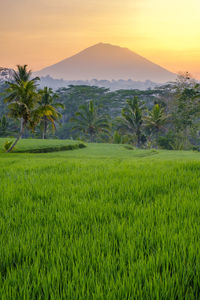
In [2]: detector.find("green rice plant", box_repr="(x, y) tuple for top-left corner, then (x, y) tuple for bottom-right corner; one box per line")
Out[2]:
(0, 139), (200, 299)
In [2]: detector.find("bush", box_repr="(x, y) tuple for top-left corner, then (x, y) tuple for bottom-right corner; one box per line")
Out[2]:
(121, 135), (132, 144)
(3, 140), (13, 152)
(78, 143), (87, 149)
(192, 146), (200, 152)
(113, 131), (122, 144)
(158, 132), (175, 150)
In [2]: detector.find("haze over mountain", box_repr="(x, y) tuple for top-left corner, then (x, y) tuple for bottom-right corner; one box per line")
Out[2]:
(36, 43), (176, 83)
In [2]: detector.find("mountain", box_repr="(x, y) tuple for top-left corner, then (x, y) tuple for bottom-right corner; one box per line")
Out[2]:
(36, 43), (176, 83)
(0, 67), (13, 83)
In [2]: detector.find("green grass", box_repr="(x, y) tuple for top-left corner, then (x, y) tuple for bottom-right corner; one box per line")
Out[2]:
(0, 139), (200, 299)
(0, 138), (86, 153)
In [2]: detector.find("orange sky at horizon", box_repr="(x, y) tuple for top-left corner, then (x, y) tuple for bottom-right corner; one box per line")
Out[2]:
(1, 0), (200, 79)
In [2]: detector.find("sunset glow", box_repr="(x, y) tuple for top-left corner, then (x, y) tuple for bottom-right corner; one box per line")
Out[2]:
(1, 0), (200, 78)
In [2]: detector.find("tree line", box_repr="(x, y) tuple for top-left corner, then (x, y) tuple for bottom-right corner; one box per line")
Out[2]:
(0, 66), (200, 151)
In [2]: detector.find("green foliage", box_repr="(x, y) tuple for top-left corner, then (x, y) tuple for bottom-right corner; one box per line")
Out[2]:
(112, 131), (132, 145)
(121, 134), (132, 144)
(1, 72), (200, 149)
(170, 134), (192, 150)
(56, 85), (110, 138)
(37, 87), (64, 139)
(71, 100), (110, 142)
(0, 115), (8, 129)
(192, 145), (200, 152)
(2, 65), (41, 151)
(3, 140), (13, 152)
(145, 103), (167, 133)
(0, 115), (8, 136)
(158, 132), (175, 150)
(173, 88), (198, 131)
(55, 85), (163, 139)
(158, 131), (192, 150)
(117, 96), (145, 146)
(4, 80), (39, 126)
(12, 64), (39, 84)
(113, 131), (122, 144)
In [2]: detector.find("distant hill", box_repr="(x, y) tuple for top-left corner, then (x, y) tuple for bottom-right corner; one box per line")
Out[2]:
(39, 76), (159, 91)
(36, 43), (176, 83)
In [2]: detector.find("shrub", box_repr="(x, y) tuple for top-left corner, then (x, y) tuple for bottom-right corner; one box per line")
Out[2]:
(78, 143), (87, 149)
(3, 140), (13, 152)
(192, 146), (200, 152)
(113, 131), (122, 144)
(158, 132), (175, 150)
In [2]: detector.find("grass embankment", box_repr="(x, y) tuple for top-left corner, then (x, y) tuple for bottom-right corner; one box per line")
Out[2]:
(0, 138), (86, 153)
(0, 139), (200, 299)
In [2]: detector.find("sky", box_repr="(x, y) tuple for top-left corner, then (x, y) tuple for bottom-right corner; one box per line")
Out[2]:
(1, 0), (200, 78)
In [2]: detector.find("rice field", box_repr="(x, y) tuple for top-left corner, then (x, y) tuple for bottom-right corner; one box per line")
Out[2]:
(0, 139), (200, 299)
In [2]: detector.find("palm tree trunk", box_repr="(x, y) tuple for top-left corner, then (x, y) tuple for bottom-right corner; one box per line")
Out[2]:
(90, 133), (95, 143)
(136, 128), (141, 148)
(155, 129), (159, 148)
(7, 118), (24, 152)
(43, 117), (47, 139)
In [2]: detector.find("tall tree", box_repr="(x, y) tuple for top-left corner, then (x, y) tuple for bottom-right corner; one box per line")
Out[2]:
(38, 87), (64, 139)
(3, 65), (40, 152)
(12, 65), (39, 84)
(117, 97), (144, 146)
(71, 100), (110, 142)
(145, 104), (167, 135)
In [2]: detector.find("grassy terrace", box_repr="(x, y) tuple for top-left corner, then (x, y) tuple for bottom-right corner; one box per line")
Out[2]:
(0, 139), (200, 299)
(0, 138), (85, 153)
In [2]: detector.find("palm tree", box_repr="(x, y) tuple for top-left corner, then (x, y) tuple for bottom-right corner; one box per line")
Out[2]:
(12, 64), (39, 84)
(145, 104), (167, 133)
(3, 65), (40, 152)
(117, 97), (144, 146)
(38, 87), (64, 139)
(71, 100), (110, 142)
